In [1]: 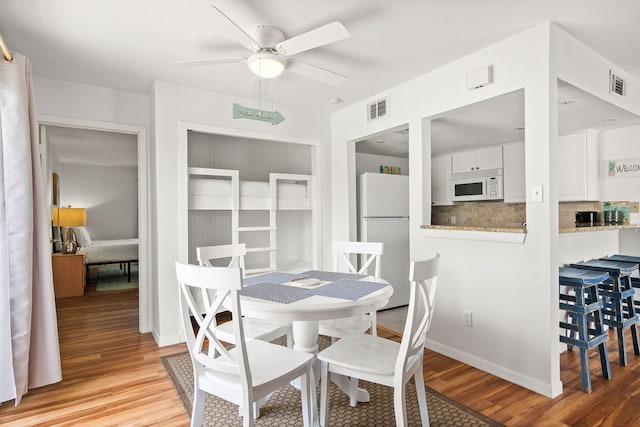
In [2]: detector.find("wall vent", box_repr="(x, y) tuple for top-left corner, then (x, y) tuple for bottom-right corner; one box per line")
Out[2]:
(609, 70), (626, 97)
(367, 96), (389, 122)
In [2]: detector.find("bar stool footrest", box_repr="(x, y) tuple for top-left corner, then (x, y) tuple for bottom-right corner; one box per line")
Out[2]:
(560, 333), (608, 349)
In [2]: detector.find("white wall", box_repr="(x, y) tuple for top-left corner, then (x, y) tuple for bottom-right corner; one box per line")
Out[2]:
(331, 22), (640, 398)
(600, 125), (640, 224)
(60, 164), (138, 239)
(333, 22), (558, 396)
(152, 81), (330, 345)
(599, 125), (640, 256)
(34, 77), (149, 126)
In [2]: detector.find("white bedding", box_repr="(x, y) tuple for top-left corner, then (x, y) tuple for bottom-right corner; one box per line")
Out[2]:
(83, 239), (139, 264)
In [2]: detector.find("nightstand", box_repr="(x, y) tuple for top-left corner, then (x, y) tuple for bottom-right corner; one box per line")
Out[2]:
(52, 252), (86, 298)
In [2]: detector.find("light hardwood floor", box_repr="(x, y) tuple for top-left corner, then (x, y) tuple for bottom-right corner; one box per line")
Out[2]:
(2, 285), (640, 426)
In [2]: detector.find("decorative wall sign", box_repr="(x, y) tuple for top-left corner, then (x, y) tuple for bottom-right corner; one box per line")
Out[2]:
(233, 103), (284, 125)
(602, 157), (640, 178)
(380, 165), (401, 175)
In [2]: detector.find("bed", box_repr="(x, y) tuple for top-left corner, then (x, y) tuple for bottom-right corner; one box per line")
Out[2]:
(75, 227), (139, 282)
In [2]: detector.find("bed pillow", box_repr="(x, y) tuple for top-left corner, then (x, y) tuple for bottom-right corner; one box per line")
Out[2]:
(74, 226), (92, 247)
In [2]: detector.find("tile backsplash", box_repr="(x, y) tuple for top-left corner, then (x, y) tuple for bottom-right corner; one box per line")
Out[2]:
(432, 201), (603, 228)
(558, 201), (601, 228)
(432, 202), (526, 228)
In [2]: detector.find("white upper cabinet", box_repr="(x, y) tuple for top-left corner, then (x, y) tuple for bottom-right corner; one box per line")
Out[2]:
(502, 141), (526, 203)
(555, 129), (600, 201)
(431, 154), (452, 206)
(451, 146), (503, 173)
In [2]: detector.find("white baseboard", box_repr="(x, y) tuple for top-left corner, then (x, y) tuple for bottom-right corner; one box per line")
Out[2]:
(425, 338), (563, 398)
(152, 329), (183, 347)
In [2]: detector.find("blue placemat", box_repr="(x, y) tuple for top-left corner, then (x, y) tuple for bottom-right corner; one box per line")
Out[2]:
(309, 279), (387, 301)
(243, 272), (309, 287)
(240, 283), (312, 304)
(300, 270), (367, 282)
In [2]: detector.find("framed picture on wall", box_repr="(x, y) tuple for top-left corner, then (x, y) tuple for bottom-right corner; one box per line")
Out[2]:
(52, 172), (60, 206)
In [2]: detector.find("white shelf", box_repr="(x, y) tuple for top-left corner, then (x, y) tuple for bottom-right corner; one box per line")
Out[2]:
(235, 226), (276, 232)
(246, 246), (277, 253)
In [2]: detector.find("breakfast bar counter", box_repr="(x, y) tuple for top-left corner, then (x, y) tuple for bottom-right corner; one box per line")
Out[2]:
(421, 224), (527, 243)
(421, 224), (526, 233)
(559, 224), (640, 233)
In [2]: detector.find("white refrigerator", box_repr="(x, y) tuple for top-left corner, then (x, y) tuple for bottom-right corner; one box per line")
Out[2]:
(359, 173), (410, 309)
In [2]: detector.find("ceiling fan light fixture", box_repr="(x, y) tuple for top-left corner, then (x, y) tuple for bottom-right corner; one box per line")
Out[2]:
(247, 52), (285, 78)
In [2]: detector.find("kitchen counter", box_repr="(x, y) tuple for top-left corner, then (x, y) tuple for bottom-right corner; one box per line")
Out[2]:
(421, 225), (526, 233)
(421, 224), (527, 244)
(560, 224), (640, 233)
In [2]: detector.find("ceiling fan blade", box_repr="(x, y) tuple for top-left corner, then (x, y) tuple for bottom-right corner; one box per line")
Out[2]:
(211, 6), (261, 50)
(169, 57), (245, 66)
(287, 59), (348, 87)
(277, 21), (350, 56)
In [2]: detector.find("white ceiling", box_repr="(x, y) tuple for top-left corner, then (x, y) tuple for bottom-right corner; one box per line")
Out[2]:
(5, 1), (640, 163)
(2, 0), (640, 112)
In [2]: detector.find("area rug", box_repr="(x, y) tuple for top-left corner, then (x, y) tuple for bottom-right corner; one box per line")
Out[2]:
(95, 264), (138, 291)
(162, 349), (503, 427)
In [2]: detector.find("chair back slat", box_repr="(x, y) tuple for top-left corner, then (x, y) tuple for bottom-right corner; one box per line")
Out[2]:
(396, 254), (440, 376)
(175, 262), (252, 384)
(333, 241), (383, 278)
(197, 243), (246, 271)
(196, 243), (247, 312)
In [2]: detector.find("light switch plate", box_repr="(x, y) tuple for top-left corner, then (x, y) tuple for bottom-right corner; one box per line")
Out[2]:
(531, 185), (543, 203)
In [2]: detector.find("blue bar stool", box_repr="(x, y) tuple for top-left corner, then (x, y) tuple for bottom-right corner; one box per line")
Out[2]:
(559, 267), (611, 392)
(600, 254), (640, 316)
(570, 259), (640, 366)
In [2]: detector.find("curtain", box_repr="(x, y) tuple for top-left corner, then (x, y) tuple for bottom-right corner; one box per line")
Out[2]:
(0, 52), (61, 404)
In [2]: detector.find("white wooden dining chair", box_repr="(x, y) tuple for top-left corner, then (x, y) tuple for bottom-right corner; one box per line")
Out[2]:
(318, 241), (384, 340)
(175, 262), (315, 427)
(317, 254), (440, 427)
(197, 244), (292, 346)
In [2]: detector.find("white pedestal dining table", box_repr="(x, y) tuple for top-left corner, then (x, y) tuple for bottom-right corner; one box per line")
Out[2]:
(234, 271), (394, 425)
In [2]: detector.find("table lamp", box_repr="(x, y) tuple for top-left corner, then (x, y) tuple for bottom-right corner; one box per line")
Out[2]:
(52, 207), (86, 254)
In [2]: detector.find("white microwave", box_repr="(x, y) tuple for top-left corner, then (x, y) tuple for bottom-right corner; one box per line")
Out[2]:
(450, 169), (503, 202)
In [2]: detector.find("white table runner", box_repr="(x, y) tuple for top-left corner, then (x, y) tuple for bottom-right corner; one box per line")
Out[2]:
(301, 270), (367, 282)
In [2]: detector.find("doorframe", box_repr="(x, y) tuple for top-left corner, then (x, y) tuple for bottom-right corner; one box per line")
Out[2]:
(38, 114), (151, 332)
(177, 121), (323, 272)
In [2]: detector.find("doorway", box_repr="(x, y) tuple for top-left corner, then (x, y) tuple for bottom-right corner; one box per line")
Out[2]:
(354, 124), (410, 310)
(39, 116), (150, 332)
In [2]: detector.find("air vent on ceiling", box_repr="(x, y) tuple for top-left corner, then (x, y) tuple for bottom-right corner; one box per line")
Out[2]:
(367, 96), (389, 122)
(609, 70), (626, 97)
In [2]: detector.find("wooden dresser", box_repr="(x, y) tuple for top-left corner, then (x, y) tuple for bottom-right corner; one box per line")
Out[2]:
(52, 252), (85, 298)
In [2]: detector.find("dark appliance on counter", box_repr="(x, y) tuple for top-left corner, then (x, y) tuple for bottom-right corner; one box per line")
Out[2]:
(575, 211), (599, 227)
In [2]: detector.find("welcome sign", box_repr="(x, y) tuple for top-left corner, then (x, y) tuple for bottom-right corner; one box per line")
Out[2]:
(602, 157), (640, 178)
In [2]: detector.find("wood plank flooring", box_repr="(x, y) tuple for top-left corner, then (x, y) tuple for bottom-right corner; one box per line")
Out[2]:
(2, 285), (640, 426)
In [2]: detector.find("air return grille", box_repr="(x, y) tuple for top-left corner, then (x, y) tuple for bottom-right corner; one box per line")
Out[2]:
(367, 96), (389, 122)
(609, 70), (626, 97)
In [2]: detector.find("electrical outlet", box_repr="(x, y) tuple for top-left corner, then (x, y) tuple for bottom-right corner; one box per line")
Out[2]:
(463, 311), (473, 327)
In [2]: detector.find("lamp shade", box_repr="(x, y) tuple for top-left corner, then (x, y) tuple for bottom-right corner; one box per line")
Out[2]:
(52, 207), (86, 227)
(247, 52), (285, 79)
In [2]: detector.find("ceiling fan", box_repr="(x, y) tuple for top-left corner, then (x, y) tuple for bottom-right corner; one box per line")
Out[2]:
(171, 6), (351, 87)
